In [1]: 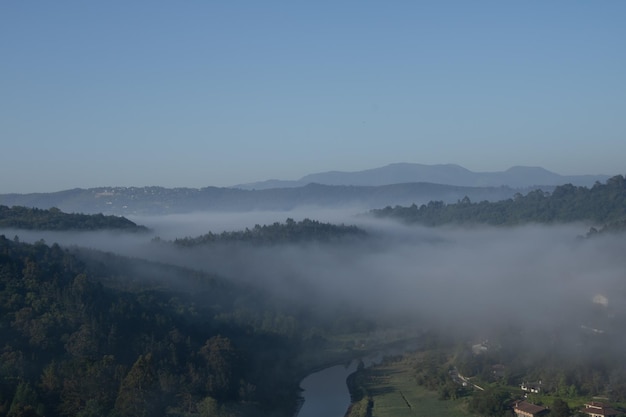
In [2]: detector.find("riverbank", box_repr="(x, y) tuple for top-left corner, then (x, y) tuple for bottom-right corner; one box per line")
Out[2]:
(344, 361), (373, 417)
(290, 335), (420, 417)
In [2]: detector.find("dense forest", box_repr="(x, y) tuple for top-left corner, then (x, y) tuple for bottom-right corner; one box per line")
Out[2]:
(0, 206), (147, 232)
(172, 218), (367, 247)
(0, 235), (348, 417)
(371, 175), (626, 227)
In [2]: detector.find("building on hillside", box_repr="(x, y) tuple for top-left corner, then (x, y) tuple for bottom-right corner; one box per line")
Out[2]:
(520, 381), (542, 394)
(513, 400), (548, 417)
(491, 364), (506, 379)
(472, 342), (488, 355)
(581, 401), (619, 417)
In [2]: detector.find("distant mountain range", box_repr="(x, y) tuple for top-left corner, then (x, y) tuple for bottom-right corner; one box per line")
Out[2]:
(233, 163), (611, 190)
(0, 183), (535, 216)
(0, 164), (613, 216)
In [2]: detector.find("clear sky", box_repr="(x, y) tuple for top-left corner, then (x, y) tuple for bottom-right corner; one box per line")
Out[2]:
(1, 1), (625, 193)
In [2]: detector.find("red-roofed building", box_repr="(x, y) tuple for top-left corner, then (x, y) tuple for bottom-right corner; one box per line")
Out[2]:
(514, 400), (548, 417)
(582, 401), (619, 417)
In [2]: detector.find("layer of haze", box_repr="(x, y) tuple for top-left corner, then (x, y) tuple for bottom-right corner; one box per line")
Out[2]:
(2, 2), (626, 193)
(4, 210), (625, 337)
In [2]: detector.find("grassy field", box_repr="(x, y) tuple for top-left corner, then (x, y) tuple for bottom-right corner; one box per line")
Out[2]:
(362, 359), (473, 417)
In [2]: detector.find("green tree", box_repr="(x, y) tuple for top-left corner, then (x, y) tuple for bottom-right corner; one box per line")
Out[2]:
(8, 382), (43, 417)
(200, 336), (238, 401)
(468, 387), (510, 417)
(114, 354), (161, 417)
(551, 398), (570, 417)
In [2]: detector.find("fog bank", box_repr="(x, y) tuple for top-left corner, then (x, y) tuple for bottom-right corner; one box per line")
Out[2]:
(4, 211), (625, 339)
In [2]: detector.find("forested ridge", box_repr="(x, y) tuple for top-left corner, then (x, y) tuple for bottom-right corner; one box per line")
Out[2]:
(371, 175), (626, 227)
(173, 218), (367, 247)
(0, 235), (326, 417)
(0, 206), (147, 232)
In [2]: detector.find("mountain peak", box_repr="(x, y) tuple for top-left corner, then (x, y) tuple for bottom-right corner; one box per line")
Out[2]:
(233, 163), (611, 190)
(505, 166), (554, 174)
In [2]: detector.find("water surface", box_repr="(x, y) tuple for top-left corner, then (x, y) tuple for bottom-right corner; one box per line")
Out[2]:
(297, 362), (357, 417)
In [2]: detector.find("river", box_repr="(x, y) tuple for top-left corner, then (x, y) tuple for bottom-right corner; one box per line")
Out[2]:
(296, 361), (358, 417)
(295, 344), (414, 417)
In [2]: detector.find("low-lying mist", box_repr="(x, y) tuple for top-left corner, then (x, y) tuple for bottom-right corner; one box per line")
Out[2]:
(4, 208), (626, 343)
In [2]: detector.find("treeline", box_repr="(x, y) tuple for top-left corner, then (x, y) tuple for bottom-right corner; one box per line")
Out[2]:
(371, 175), (626, 226)
(0, 235), (319, 417)
(173, 218), (367, 247)
(0, 206), (147, 232)
(587, 218), (626, 237)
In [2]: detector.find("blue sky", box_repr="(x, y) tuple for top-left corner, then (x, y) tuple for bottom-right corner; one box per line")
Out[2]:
(1, 1), (625, 192)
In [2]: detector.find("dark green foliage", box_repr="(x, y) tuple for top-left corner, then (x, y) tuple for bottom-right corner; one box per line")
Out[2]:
(587, 218), (626, 237)
(413, 350), (450, 391)
(551, 398), (570, 417)
(199, 336), (239, 401)
(0, 235), (308, 416)
(173, 218), (367, 247)
(7, 382), (43, 417)
(0, 205), (148, 231)
(114, 354), (160, 417)
(468, 387), (511, 417)
(372, 175), (626, 226)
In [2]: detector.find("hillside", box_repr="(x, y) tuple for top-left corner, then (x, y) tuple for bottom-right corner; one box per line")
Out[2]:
(173, 218), (367, 247)
(371, 175), (626, 226)
(0, 236), (331, 417)
(0, 205), (148, 231)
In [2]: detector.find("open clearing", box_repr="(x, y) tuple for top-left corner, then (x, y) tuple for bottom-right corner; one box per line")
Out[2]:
(364, 360), (473, 417)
